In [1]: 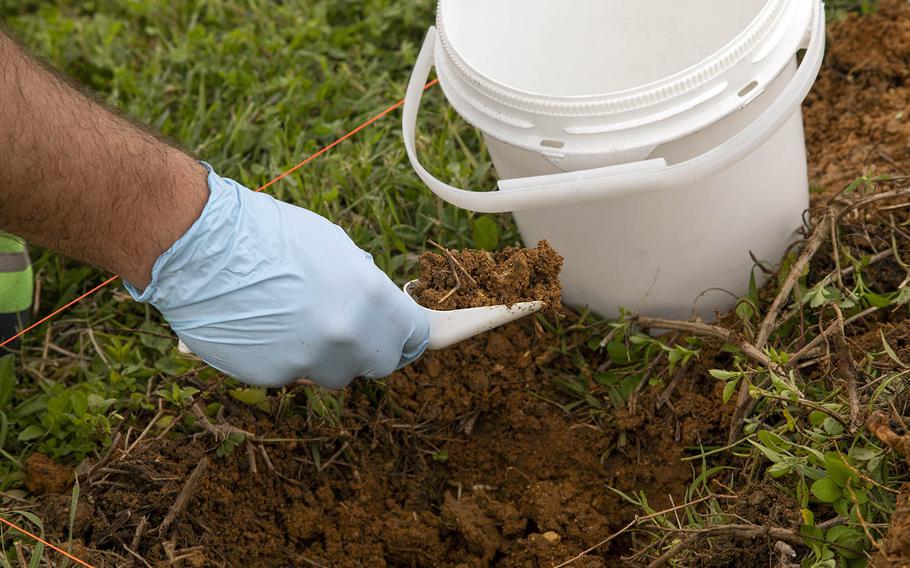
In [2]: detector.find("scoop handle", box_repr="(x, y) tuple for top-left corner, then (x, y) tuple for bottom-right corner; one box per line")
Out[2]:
(422, 301), (543, 350)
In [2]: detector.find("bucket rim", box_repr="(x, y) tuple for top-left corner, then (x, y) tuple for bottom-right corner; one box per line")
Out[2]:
(435, 0), (799, 115)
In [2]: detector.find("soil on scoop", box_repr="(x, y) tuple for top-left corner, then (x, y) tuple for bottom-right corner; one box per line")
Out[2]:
(803, 0), (910, 195)
(410, 240), (563, 311)
(34, 316), (731, 567)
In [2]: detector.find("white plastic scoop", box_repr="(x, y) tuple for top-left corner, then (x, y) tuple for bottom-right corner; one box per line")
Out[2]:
(403, 280), (544, 350)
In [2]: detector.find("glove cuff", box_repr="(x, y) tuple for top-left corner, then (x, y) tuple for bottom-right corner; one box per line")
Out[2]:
(124, 162), (220, 303)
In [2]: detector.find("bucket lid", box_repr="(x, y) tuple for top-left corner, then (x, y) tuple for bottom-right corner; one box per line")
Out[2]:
(434, 0), (817, 156)
(439, 0), (770, 98)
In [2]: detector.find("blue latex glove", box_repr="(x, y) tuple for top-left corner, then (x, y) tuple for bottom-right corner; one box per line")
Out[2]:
(126, 165), (429, 388)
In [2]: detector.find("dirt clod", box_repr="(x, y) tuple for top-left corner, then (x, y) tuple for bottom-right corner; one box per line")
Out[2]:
(410, 240), (563, 310)
(24, 453), (74, 495)
(542, 531), (561, 544)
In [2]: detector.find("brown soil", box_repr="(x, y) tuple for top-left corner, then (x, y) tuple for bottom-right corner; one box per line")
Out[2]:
(803, 0), (910, 194)
(874, 488), (910, 568)
(410, 240), (563, 311)
(24, 453), (74, 495)
(34, 317), (731, 567)
(868, 412), (910, 567)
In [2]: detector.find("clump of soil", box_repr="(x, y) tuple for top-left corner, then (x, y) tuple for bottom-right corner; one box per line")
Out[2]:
(410, 240), (563, 310)
(804, 0), (910, 194)
(23, 453), (73, 495)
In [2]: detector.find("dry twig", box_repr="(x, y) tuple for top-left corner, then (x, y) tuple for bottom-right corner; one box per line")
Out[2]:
(754, 210), (834, 350)
(297, 554), (330, 568)
(428, 239), (477, 305)
(657, 358), (696, 409)
(634, 317), (773, 370)
(158, 457), (209, 535)
(726, 211), (835, 442)
(787, 306), (879, 369)
(646, 524), (804, 568)
(122, 543), (153, 568)
(190, 404), (254, 440)
(831, 305), (862, 432)
(129, 515), (148, 557)
(553, 494), (735, 567)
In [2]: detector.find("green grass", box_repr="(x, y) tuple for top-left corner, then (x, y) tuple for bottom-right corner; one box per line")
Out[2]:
(0, 1), (903, 566)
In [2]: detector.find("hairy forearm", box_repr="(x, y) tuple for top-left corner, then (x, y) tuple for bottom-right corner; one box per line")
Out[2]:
(0, 31), (207, 287)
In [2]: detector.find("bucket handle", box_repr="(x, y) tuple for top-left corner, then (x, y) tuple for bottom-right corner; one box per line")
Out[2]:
(402, 2), (825, 214)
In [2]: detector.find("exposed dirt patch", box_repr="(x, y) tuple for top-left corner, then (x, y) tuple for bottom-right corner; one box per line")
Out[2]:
(804, 0), (910, 194)
(410, 240), (563, 310)
(33, 316), (730, 567)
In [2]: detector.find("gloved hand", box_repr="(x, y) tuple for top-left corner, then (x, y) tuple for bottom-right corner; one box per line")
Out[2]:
(126, 165), (429, 388)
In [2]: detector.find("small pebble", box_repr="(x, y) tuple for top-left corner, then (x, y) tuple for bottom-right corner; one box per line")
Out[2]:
(542, 531), (561, 544)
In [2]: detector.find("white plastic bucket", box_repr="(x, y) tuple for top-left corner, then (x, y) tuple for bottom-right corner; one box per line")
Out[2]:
(403, 0), (826, 321)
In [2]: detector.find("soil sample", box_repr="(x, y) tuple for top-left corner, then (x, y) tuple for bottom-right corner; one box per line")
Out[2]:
(410, 240), (563, 311)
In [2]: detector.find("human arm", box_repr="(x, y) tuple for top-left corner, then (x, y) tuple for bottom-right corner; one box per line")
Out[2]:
(0, 30), (207, 287)
(0, 30), (429, 387)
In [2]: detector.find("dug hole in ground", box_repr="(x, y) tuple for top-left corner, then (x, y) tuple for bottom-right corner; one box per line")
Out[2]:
(14, 2), (910, 566)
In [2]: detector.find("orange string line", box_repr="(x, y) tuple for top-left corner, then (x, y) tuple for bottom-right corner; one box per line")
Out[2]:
(0, 275), (122, 349)
(0, 515), (95, 568)
(256, 79), (437, 193)
(0, 79), (441, 566)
